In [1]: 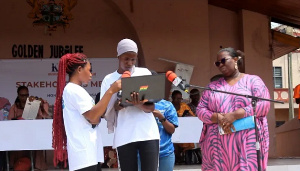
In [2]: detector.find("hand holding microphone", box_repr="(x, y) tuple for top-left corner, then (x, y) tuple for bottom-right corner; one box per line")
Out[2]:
(166, 71), (189, 92)
(114, 71), (131, 110)
(117, 71), (131, 98)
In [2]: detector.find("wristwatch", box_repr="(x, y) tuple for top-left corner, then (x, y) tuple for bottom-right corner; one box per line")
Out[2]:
(159, 118), (166, 123)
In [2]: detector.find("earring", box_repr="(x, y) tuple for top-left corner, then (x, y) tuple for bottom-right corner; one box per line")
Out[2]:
(235, 62), (238, 70)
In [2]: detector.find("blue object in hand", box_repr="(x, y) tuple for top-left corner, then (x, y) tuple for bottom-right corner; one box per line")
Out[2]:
(231, 116), (255, 132)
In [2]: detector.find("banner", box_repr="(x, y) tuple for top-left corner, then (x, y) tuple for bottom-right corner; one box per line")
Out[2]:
(0, 58), (118, 105)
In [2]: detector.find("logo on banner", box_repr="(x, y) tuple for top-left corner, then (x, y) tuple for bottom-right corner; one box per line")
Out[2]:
(48, 63), (58, 76)
(26, 0), (78, 35)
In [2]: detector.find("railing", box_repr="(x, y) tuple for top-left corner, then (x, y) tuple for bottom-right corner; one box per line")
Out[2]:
(274, 88), (290, 102)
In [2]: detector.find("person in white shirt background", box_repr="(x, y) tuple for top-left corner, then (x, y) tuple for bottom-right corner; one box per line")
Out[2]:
(52, 53), (121, 171)
(100, 39), (160, 171)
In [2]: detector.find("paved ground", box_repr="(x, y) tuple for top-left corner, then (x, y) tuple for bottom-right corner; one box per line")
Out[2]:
(46, 158), (300, 171)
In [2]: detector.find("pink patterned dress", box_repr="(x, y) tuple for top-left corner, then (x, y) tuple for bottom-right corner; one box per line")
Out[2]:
(197, 74), (270, 171)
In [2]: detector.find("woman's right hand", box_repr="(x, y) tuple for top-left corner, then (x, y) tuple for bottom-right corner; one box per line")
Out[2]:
(28, 96), (36, 102)
(110, 80), (122, 93)
(211, 112), (224, 124)
(217, 113), (225, 126)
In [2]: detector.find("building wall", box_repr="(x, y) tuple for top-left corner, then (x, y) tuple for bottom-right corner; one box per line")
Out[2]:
(239, 10), (276, 157)
(273, 53), (300, 88)
(0, 0), (138, 59)
(111, 0), (211, 86)
(275, 108), (299, 121)
(276, 118), (300, 157)
(208, 5), (240, 77)
(273, 53), (300, 124)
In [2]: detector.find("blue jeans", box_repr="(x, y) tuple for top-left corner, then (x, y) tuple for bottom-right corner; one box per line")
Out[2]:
(158, 152), (175, 171)
(138, 152), (175, 171)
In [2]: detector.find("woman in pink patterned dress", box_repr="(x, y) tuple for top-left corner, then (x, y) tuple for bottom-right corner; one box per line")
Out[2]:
(197, 47), (270, 171)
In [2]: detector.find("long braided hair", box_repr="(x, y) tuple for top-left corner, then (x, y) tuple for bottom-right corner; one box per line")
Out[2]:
(52, 53), (88, 167)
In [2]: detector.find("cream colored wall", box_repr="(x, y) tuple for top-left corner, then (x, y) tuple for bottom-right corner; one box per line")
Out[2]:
(273, 53), (300, 88)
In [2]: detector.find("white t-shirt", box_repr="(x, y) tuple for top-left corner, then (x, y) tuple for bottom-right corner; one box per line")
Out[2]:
(100, 67), (160, 148)
(63, 83), (103, 170)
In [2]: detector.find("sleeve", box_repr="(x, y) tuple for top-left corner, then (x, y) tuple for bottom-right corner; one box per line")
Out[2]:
(36, 101), (49, 119)
(100, 76), (117, 115)
(0, 98), (11, 109)
(242, 75), (270, 117)
(8, 104), (16, 120)
(164, 101), (179, 128)
(68, 89), (94, 115)
(293, 84), (300, 99)
(100, 76), (118, 132)
(196, 87), (214, 124)
(100, 77), (109, 100)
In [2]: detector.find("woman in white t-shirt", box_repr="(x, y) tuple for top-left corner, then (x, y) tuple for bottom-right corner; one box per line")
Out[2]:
(100, 39), (160, 171)
(53, 53), (121, 171)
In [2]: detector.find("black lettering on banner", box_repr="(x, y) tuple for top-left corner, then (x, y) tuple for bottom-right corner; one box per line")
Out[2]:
(75, 45), (83, 53)
(12, 44), (83, 58)
(12, 44), (17, 57)
(49, 45), (84, 58)
(37, 45), (43, 58)
(11, 44), (44, 58)
(52, 63), (58, 72)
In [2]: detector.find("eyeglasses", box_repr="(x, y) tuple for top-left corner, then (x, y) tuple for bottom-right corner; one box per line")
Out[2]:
(214, 58), (231, 67)
(19, 94), (29, 97)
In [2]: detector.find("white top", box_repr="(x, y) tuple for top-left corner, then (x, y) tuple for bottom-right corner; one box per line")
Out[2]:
(100, 67), (160, 148)
(63, 83), (103, 170)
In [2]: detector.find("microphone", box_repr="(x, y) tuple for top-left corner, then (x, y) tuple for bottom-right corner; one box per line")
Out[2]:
(166, 71), (189, 92)
(117, 71), (131, 98)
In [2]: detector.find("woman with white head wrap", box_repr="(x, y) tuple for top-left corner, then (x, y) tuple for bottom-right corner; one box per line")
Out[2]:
(99, 39), (160, 171)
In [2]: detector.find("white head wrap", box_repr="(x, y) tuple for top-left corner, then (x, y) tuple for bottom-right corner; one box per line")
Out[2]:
(117, 38), (138, 57)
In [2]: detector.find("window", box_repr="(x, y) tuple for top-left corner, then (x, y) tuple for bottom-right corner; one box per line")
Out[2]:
(273, 67), (282, 88)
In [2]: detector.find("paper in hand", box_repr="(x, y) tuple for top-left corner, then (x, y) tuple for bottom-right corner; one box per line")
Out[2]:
(22, 98), (41, 120)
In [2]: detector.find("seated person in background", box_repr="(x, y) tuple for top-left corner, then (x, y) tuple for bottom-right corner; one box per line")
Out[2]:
(8, 86), (49, 120)
(171, 90), (195, 117)
(294, 84), (300, 120)
(171, 90), (195, 164)
(0, 97), (11, 120)
(188, 89), (200, 114)
(0, 97), (11, 171)
(8, 86), (48, 170)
